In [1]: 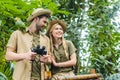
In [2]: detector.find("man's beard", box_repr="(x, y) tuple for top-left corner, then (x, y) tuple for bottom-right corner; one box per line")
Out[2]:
(36, 23), (41, 34)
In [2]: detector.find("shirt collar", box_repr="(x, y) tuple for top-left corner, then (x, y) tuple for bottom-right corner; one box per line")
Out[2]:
(26, 27), (45, 37)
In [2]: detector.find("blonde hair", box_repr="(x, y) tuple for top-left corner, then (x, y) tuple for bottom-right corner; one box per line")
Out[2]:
(49, 34), (68, 58)
(62, 36), (68, 57)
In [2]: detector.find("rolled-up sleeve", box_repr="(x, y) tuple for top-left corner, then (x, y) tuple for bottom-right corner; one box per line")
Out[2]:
(7, 31), (17, 50)
(67, 40), (76, 56)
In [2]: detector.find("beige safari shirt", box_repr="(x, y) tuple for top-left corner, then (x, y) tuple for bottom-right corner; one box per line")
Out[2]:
(7, 30), (50, 80)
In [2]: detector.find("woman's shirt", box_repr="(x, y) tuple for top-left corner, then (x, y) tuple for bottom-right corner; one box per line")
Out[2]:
(51, 40), (76, 74)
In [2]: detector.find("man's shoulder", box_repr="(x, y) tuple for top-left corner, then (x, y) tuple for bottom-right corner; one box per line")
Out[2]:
(12, 30), (28, 36)
(11, 30), (22, 35)
(12, 30), (22, 33)
(40, 32), (49, 40)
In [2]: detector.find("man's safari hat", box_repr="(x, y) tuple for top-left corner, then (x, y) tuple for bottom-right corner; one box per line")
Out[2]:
(46, 20), (66, 37)
(27, 8), (52, 22)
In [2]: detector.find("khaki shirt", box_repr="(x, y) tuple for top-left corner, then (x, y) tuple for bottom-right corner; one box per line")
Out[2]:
(7, 30), (50, 80)
(52, 40), (76, 75)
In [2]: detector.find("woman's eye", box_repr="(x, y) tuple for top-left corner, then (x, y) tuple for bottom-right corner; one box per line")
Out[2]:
(55, 28), (58, 30)
(55, 28), (63, 30)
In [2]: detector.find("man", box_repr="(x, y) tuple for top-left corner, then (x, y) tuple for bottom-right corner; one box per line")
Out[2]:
(5, 8), (52, 80)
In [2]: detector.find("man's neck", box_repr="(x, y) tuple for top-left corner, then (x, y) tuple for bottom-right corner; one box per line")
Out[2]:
(28, 20), (37, 33)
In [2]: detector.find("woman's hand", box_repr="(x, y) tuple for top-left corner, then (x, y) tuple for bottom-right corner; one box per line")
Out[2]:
(52, 58), (60, 67)
(51, 53), (76, 67)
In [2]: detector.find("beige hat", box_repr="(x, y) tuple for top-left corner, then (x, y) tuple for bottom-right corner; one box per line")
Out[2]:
(46, 20), (66, 37)
(27, 8), (52, 22)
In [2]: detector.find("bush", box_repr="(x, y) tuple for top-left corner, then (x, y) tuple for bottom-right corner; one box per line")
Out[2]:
(0, 72), (7, 80)
(105, 73), (120, 80)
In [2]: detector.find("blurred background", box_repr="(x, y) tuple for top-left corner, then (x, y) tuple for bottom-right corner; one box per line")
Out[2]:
(0, 0), (120, 80)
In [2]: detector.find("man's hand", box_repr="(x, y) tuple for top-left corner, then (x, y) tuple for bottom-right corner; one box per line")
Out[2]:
(24, 51), (37, 60)
(40, 55), (52, 63)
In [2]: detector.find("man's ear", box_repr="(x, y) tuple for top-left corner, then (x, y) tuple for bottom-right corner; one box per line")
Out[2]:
(33, 17), (39, 23)
(36, 17), (40, 20)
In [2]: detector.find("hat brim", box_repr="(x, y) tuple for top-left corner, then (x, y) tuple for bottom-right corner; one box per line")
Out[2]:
(27, 9), (51, 22)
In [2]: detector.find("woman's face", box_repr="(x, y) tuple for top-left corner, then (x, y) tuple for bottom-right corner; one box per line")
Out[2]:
(51, 24), (64, 39)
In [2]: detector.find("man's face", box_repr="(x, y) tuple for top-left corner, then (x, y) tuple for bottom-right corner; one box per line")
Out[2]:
(36, 16), (48, 31)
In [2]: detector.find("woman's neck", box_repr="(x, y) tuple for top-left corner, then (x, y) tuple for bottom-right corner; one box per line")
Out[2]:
(54, 38), (62, 46)
(54, 39), (61, 49)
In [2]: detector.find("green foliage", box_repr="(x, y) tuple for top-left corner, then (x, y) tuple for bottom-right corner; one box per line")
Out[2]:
(0, 62), (14, 80)
(87, 0), (120, 78)
(105, 73), (120, 80)
(14, 17), (26, 33)
(0, 72), (7, 80)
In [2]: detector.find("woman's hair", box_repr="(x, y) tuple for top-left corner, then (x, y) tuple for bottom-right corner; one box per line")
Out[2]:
(46, 20), (68, 58)
(49, 31), (68, 59)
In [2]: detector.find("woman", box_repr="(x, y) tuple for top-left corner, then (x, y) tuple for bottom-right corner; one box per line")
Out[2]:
(46, 20), (77, 80)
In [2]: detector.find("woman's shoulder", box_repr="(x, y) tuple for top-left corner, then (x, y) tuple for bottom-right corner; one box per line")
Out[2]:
(65, 40), (75, 47)
(65, 40), (72, 43)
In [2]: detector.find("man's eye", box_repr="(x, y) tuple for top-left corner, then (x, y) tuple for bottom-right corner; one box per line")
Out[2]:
(60, 28), (63, 30)
(44, 21), (47, 23)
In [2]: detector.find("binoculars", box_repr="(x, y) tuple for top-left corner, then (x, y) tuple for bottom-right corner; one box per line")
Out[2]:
(31, 45), (47, 56)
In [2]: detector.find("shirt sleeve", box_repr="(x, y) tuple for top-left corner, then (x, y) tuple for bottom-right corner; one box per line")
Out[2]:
(67, 40), (77, 56)
(7, 31), (18, 50)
